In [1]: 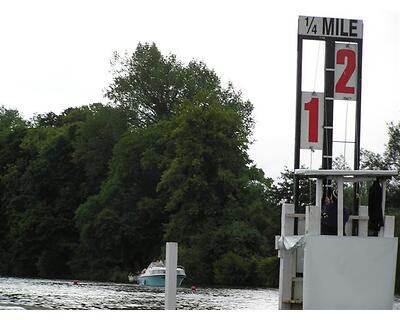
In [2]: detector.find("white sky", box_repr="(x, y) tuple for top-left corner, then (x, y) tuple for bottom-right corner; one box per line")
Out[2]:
(0, 0), (399, 179)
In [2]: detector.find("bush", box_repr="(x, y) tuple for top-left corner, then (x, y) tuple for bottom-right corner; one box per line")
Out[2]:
(252, 256), (279, 288)
(213, 251), (251, 286)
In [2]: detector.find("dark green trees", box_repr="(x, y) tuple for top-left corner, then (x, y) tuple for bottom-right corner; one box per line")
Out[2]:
(0, 43), (279, 286)
(73, 43), (278, 285)
(0, 104), (130, 278)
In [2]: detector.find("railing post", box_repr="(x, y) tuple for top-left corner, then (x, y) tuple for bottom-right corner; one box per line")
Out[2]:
(315, 178), (323, 209)
(279, 203), (295, 309)
(384, 216), (395, 238)
(306, 206), (321, 236)
(359, 206), (368, 237)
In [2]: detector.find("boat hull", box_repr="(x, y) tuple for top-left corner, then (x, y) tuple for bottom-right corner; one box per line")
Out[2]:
(137, 274), (185, 287)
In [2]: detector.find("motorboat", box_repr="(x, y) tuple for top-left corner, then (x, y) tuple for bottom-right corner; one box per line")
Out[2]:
(137, 260), (186, 287)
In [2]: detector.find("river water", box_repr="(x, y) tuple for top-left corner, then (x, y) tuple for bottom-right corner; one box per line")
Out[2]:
(0, 277), (277, 310)
(0, 277), (399, 310)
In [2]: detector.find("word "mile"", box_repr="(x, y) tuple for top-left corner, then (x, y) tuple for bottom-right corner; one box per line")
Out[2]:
(323, 18), (359, 37)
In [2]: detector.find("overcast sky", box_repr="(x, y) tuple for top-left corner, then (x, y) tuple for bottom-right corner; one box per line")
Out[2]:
(0, 0), (399, 179)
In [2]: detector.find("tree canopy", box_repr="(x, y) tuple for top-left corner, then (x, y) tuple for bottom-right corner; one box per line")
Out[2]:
(0, 43), (399, 291)
(0, 43), (279, 286)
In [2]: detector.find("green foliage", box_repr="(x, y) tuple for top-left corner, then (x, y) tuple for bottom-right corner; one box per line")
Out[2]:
(271, 166), (315, 210)
(0, 103), (129, 278)
(0, 43), (280, 288)
(0, 106), (26, 135)
(3, 42), (400, 292)
(213, 251), (251, 286)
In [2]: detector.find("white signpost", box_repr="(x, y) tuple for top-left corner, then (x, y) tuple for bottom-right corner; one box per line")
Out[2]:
(165, 242), (178, 310)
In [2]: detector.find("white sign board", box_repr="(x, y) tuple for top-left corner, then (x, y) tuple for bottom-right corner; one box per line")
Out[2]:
(334, 43), (358, 101)
(298, 16), (363, 39)
(303, 236), (398, 310)
(300, 92), (324, 150)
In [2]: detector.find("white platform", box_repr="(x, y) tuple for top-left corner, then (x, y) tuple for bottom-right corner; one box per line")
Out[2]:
(303, 236), (398, 310)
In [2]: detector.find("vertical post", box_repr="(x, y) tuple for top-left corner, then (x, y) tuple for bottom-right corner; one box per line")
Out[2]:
(381, 180), (387, 218)
(165, 242), (178, 310)
(353, 38), (363, 217)
(379, 180), (387, 237)
(279, 204), (295, 309)
(282, 203), (295, 236)
(305, 206), (321, 236)
(322, 40), (335, 172)
(294, 34), (303, 213)
(322, 40), (335, 203)
(383, 216), (395, 238)
(337, 178), (344, 236)
(315, 178), (323, 209)
(358, 206), (368, 237)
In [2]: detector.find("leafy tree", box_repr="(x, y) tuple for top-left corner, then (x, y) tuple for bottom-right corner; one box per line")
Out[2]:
(271, 166), (315, 210)
(73, 122), (170, 279)
(106, 43), (253, 134)
(106, 43), (184, 126)
(31, 112), (61, 128)
(0, 126), (78, 276)
(0, 106), (26, 143)
(72, 43), (275, 285)
(360, 148), (387, 170)
(0, 43), (280, 288)
(67, 104), (130, 197)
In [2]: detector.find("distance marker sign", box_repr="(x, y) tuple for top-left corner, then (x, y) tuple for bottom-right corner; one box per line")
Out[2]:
(334, 43), (357, 101)
(300, 92), (324, 150)
(294, 15), (363, 213)
(298, 16), (363, 39)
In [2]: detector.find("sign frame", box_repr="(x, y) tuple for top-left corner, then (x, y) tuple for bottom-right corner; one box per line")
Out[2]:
(294, 15), (363, 214)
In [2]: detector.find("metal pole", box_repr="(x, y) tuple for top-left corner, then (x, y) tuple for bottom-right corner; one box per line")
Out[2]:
(337, 178), (344, 236)
(322, 40), (335, 203)
(353, 38), (363, 217)
(165, 242), (178, 310)
(294, 34), (303, 213)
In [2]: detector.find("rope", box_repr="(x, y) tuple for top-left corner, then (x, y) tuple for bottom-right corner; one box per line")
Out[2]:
(343, 100), (349, 165)
(309, 147), (314, 205)
(343, 41), (352, 169)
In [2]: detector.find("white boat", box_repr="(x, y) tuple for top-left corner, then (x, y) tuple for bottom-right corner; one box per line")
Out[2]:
(137, 260), (186, 287)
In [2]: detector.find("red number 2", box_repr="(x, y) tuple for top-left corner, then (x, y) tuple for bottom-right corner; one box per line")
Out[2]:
(335, 49), (356, 94)
(305, 97), (319, 143)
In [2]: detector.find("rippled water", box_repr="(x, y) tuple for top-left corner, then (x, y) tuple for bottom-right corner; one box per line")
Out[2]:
(0, 277), (278, 310)
(0, 277), (399, 310)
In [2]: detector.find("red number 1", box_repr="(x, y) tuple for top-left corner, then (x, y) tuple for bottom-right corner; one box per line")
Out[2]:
(335, 49), (356, 94)
(305, 97), (319, 143)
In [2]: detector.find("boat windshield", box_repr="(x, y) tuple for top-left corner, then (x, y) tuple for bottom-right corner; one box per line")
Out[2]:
(148, 260), (165, 268)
